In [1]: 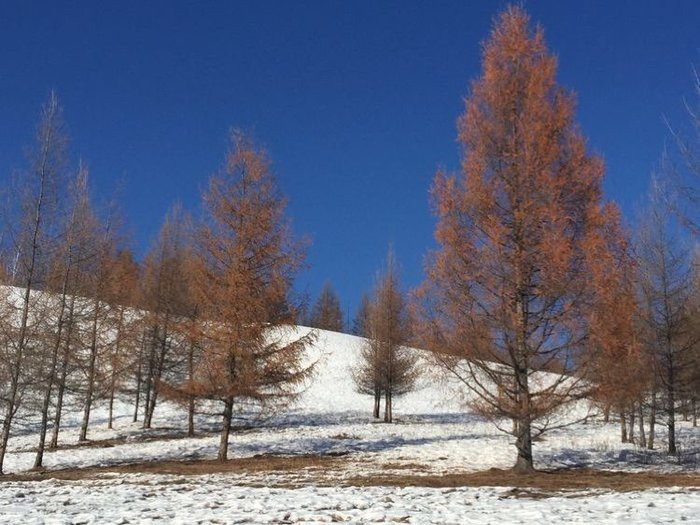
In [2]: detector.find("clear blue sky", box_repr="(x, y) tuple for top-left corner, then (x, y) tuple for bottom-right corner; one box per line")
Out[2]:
(1, 1), (698, 319)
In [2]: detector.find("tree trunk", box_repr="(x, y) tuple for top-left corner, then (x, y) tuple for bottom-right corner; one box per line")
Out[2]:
(187, 341), (195, 437)
(218, 397), (234, 462)
(512, 288), (534, 474)
(603, 404), (610, 423)
(692, 397), (697, 428)
(513, 369), (534, 473)
(637, 401), (646, 449)
(34, 290), (69, 468)
(108, 392), (115, 430)
(667, 367), (677, 455)
(513, 416), (534, 473)
(142, 333), (155, 427)
(107, 309), (124, 430)
(133, 331), (145, 423)
(628, 407), (635, 444)
(373, 389), (381, 419)
(383, 390), (392, 423)
(144, 318), (170, 429)
(188, 398), (195, 437)
(79, 299), (101, 442)
(648, 390), (656, 450)
(620, 410), (628, 443)
(50, 301), (75, 450)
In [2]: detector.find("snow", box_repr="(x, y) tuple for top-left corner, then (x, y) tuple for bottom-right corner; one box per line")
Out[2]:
(0, 478), (698, 524)
(1, 327), (699, 523)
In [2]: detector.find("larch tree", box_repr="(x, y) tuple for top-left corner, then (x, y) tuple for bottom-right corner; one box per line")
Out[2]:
(49, 166), (99, 449)
(103, 248), (140, 429)
(637, 169), (698, 455)
(354, 250), (417, 422)
(353, 292), (371, 337)
(179, 251), (203, 437)
(308, 281), (344, 332)
(668, 67), (700, 234)
(0, 93), (66, 474)
(178, 132), (315, 461)
(33, 164), (95, 467)
(139, 204), (193, 429)
(78, 202), (123, 442)
(415, 6), (624, 473)
(586, 206), (650, 444)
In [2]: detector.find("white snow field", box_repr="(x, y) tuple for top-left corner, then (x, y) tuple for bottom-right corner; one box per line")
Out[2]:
(1, 328), (699, 523)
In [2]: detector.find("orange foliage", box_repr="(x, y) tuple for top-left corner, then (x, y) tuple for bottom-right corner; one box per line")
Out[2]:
(415, 5), (632, 472)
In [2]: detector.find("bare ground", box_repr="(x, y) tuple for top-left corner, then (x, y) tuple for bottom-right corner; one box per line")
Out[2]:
(0, 454), (343, 483)
(2, 454), (699, 496)
(348, 467), (700, 493)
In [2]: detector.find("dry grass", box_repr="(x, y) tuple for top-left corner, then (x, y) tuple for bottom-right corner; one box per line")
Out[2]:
(0, 454), (341, 483)
(348, 467), (700, 493)
(3, 455), (699, 497)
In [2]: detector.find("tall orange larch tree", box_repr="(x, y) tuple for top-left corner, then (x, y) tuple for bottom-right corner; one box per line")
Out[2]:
(416, 6), (627, 473)
(178, 132), (315, 461)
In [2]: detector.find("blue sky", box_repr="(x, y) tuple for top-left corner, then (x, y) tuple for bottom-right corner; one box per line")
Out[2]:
(0, 1), (698, 319)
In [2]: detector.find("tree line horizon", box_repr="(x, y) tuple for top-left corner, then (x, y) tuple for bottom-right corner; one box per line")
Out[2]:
(0, 5), (698, 474)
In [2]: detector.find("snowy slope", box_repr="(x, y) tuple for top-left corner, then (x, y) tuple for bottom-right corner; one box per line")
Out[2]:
(1, 326), (699, 523)
(291, 326), (463, 415)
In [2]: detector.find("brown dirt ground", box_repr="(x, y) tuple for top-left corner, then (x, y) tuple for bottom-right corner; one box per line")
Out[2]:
(348, 467), (700, 493)
(2, 455), (699, 495)
(0, 454), (342, 482)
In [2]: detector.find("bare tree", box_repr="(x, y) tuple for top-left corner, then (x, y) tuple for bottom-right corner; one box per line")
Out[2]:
(103, 249), (140, 429)
(34, 164), (94, 466)
(0, 93), (66, 473)
(48, 168), (99, 449)
(78, 204), (123, 442)
(139, 204), (192, 429)
(353, 292), (371, 337)
(668, 66), (700, 234)
(308, 281), (344, 332)
(637, 166), (699, 455)
(354, 250), (418, 422)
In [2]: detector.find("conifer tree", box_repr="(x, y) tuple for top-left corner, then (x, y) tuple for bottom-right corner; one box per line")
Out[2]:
(177, 132), (314, 461)
(104, 248), (140, 429)
(416, 6), (625, 473)
(49, 166), (98, 449)
(139, 204), (192, 429)
(637, 170), (699, 455)
(0, 93), (66, 473)
(354, 250), (417, 421)
(308, 281), (344, 332)
(353, 292), (371, 337)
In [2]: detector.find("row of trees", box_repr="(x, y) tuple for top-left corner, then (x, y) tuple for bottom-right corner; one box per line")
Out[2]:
(0, 98), (314, 472)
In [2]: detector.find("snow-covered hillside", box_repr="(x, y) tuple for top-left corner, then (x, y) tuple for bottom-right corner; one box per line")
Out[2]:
(0, 327), (698, 524)
(291, 326), (464, 415)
